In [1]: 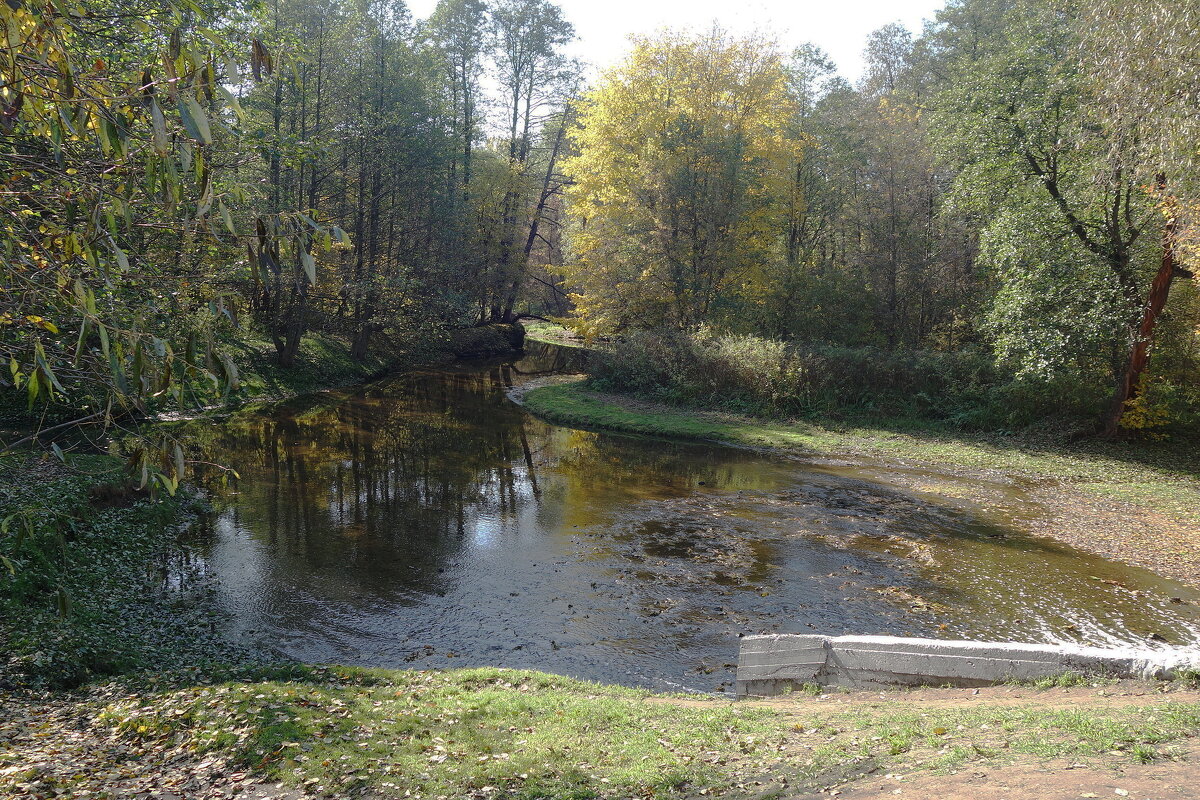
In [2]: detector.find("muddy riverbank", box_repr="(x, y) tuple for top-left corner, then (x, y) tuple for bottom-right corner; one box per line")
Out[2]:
(167, 345), (1200, 693)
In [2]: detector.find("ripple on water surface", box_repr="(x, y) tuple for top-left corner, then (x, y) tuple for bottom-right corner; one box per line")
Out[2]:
(180, 344), (1200, 692)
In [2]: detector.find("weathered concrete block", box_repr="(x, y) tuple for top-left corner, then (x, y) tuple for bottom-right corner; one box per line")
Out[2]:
(735, 634), (1200, 697)
(823, 636), (1136, 689)
(736, 634), (826, 697)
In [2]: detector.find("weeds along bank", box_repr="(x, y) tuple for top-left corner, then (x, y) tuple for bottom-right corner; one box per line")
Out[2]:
(0, 455), (236, 688)
(0, 327), (431, 687)
(0, 323), (526, 432)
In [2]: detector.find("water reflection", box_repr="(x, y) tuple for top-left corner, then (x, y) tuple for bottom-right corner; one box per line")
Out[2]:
(182, 350), (1200, 691)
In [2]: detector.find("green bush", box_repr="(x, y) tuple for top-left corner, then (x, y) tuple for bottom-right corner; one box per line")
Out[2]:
(589, 328), (1113, 429)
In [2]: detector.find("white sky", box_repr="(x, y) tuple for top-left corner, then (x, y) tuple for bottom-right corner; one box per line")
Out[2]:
(406, 0), (947, 82)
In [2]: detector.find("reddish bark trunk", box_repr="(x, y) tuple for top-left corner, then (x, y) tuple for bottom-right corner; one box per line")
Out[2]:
(1102, 178), (1190, 436)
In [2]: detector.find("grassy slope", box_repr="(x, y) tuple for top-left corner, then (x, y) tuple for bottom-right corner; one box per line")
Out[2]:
(230, 332), (402, 401)
(522, 380), (1200, 523)
(53, 667), (1200, 799)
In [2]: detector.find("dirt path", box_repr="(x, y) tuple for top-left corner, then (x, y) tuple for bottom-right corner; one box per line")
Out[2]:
(653, 683), (1200, 799)
(653, 680), (1200, 712)
(821, 755), (1200, 800)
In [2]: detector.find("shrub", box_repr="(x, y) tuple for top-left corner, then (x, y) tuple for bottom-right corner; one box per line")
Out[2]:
(589, 328), (1113, 429)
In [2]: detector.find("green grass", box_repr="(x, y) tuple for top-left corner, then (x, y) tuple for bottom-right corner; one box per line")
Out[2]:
(522, 380), (1200, 522)
(231, 332), (395, 401)
(1003, 671), (1112, 689)
(76, 667), (1200, 798)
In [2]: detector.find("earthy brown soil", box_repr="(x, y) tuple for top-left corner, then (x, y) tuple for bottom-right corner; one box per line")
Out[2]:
(659, 680), (1200, 711)
(822, 755), (1200, 800)
(659, 683), (1200, 799)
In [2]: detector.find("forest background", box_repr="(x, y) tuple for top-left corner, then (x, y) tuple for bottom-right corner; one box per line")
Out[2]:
(3, 0), (1200, 473)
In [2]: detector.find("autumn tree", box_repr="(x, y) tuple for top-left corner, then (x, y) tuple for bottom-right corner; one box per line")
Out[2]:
(563, 29), (800, 332)
(0, 0), (256, 480)
(1082, 0), (1200, 433)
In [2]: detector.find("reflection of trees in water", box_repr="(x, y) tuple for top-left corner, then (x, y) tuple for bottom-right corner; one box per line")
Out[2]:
(174, 357), (1200, 654)
(508, 339), (589, 376)
(176, 360), (790, 601)
(174, 367), (559, 599)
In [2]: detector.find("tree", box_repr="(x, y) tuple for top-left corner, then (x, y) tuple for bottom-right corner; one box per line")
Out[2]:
(426, 0), (489, 202)
(563, 28), (800, 332)
(0, 0), (249, 481)
(486, 0), (575, 322)
(929, 0), (1163, 423)
(1082, 0), (1200, 433)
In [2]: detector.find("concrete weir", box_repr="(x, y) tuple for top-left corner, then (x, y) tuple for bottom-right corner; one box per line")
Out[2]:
(736, 634), (1200, 697)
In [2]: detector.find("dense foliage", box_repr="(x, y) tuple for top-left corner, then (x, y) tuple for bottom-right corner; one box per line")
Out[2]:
(6, 0), (1198, 441)
(561, 1), (1200, 434)
(0, 0), (575, 676)
(0, 0), (575, 448)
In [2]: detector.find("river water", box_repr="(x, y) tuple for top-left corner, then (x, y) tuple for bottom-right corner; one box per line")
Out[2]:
(184, 342), (1200, 692)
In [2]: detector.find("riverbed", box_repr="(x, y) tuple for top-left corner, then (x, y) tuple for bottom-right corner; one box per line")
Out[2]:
(181, 342), (1200, 692)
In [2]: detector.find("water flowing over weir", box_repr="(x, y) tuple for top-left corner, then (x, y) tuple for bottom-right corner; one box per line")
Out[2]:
(181, 342), (1200, 692)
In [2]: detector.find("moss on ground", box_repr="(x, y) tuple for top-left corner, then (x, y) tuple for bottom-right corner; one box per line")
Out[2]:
(230, 332), (426, 402)
(522, 380), (1200, 523)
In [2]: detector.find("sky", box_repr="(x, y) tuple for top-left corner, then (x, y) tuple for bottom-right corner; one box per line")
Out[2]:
(405, 0), (948, 83)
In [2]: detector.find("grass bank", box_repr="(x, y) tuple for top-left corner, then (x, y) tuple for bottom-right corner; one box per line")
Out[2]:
(5, 667), (1200, 798)
(231, 332), (398, 402)
(522, 319), (591, 350)
(522, 380), (1200, 524)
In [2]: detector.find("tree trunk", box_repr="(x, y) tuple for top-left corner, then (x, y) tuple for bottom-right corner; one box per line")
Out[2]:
(350, 319), (374, 361)
(1102, 179), (1191, 436)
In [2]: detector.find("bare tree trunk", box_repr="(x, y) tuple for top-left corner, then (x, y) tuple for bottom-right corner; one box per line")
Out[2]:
(504, 111), (570, 320)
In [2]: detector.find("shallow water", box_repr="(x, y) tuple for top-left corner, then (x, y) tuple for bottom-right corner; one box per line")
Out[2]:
(184, 342), (1200, 692)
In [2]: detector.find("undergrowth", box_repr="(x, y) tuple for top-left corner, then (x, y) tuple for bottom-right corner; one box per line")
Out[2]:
(0, 454), (250, 689)
(74, 667), (1200, 798)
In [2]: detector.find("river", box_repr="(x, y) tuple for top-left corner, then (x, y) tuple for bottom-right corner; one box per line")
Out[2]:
(181, 341), (1200, 692)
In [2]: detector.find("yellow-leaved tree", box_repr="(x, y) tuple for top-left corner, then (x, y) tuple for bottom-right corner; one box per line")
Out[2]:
(562, 28), (802, 334)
